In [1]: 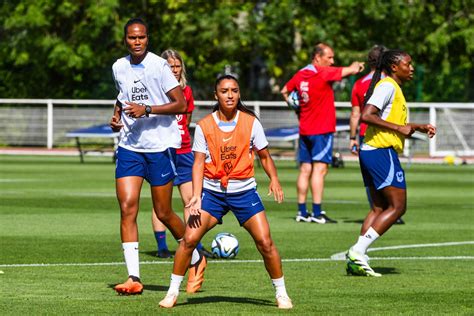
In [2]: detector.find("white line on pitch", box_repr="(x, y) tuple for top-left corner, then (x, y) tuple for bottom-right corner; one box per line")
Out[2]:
(330, 241), (474, 260)
(1, 255), (473, 268)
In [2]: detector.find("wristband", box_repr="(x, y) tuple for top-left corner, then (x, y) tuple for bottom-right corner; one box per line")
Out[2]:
(350, 136), (357, 140)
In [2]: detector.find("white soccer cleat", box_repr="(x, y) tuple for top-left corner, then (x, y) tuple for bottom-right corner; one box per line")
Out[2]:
(276, 294), (293, 309)
(295, 212), (312, 222)
(346, 248), (381, 277)
(159, 292), (178, 308)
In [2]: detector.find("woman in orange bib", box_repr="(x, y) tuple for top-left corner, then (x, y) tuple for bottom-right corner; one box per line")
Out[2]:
(159, 74), (293, 309)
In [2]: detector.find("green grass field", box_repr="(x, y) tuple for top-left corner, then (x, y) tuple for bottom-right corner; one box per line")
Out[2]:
(0, 155), (473, 315)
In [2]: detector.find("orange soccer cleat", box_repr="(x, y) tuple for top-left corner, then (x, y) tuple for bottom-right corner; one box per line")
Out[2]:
(186, 252), (207, 293)
(114, 276), (143, 295)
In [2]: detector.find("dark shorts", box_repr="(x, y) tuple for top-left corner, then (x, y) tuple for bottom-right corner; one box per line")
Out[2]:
(298, 133), (334, 164)
(359, 147), (406, 190)
(115, 146), (176, 186)
(174, 152), (193, 186)
(201, 188), (264, 226)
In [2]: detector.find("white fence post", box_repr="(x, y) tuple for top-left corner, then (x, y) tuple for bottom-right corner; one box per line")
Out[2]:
(254, 101), (261, 118)
(429, 105), (436, 157)
(47, 99), (53, 149)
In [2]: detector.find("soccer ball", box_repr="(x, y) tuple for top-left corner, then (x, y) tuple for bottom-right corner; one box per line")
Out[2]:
(287, 90), (300, 111)
(211, 233), (239, 259)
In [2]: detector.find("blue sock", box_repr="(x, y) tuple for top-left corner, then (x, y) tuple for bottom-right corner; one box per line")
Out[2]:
(312, 204), (322, 217)
(154, 231), (168, 251)
(298, 203), (308, 216)
(196, 242), (203, 250)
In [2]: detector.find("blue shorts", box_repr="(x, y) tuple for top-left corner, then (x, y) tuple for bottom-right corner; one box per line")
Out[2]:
(359, 147), (406, 190)
(201, 188), (264, 226)
(174, 152), (193, 186)
(298, 133), (334, 164)
(115, 146), (177, 186)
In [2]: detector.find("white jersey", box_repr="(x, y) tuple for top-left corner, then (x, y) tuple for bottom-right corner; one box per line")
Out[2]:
(193, 111), (268, 193)
(112, 52), (181, 152)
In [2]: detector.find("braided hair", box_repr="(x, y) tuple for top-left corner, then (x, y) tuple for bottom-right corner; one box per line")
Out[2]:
(363, 49), (409, 106)
(213, 74), (257, 118)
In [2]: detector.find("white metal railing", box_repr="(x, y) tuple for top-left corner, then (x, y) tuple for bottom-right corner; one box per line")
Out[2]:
(0, 99), (473, 157)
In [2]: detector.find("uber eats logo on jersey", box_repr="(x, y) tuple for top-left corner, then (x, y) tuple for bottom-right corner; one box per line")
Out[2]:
(220, 145), (237, 160)
(131, 86), (149, 101)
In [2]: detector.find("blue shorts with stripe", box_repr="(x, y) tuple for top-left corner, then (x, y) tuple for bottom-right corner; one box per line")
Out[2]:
(201, 188), (264, 226)
(298, 133), (333, 164)
(115, 146), (177, 186)
(174, 152), (193, 186)
(359, 147), (406, 190)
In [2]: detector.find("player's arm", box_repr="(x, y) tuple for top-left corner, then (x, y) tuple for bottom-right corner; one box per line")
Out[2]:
(123, 86), (187, 118)
(186, 151), (205, 215)
(349, 106), (361, 154)
(280, 85), (289, 103)
(407, 123), (437, 138)
(362, 104), (414, 137)
(256, 148), (284, 204)
(341, 61), (365, 78)
(110, 100), (124, 132)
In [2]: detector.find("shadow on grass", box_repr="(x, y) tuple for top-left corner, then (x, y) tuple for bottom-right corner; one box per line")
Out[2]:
(141, 250), (176, 258)
(374, 267), (399, 275)
(184, 295), (274, 307)
(342, 219), (365, 224)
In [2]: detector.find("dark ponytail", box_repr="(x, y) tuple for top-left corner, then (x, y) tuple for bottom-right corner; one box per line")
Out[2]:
(213, 74), (257, 118)
(363, 49), (408, 106)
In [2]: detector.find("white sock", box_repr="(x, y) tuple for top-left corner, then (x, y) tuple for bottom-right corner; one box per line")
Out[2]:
(122, 242), (139, 278)
(190, 248), (200, 265)
(167, 273), (184, 295)
(272, 276), (289, 298)
(353, 227), (380, 254)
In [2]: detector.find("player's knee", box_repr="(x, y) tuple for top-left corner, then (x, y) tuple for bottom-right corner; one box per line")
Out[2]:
(256, 238), (275, 255)
(392, 203), (406, 216)
(300, 164), (312, 175)
(181, 236), (199, 250)
(119, 200), (138, 219)
(156, 207), (173, 222)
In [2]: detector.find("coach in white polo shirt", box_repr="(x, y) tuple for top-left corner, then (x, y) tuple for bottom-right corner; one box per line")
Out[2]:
(109, 18), (205, 295)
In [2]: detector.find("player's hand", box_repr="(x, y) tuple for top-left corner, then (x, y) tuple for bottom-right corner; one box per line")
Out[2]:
(268, 178), (284, 203)
(397, 125), (415, 137)
(110, 116), (123, 132)
(185, 195), (202, 215)
(123, 101), (145, 118)
(422, 124), (437, 138)
(350, 139), (359, 155)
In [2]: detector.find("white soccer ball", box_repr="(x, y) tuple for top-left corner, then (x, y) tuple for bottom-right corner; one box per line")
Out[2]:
(211, 233), (239, 259)
(287, 90), (300, 111)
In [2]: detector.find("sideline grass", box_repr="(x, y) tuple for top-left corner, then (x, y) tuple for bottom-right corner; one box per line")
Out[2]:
(0, 155), (473, 314)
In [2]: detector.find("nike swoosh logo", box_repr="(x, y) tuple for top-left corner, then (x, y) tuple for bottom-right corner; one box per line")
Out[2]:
(161, 172), (171, 177)
(251, 202), (260, 206)
(134, 79), (141, 83)
(223, 137), (232, 142)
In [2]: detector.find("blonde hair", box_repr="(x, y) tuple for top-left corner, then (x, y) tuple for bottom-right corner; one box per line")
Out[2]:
(161, 49), (187, 89)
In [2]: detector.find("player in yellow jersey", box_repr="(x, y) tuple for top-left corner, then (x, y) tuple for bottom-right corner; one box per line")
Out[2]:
(345, 50), (436, 277)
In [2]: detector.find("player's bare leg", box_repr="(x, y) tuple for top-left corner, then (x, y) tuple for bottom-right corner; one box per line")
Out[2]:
(115, 176), (144, 294)
(159, 211), (217, 308)
(244, 212), (293, 309)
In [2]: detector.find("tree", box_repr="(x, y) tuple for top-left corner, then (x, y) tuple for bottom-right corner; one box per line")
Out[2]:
(0, 0), (472, 101)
